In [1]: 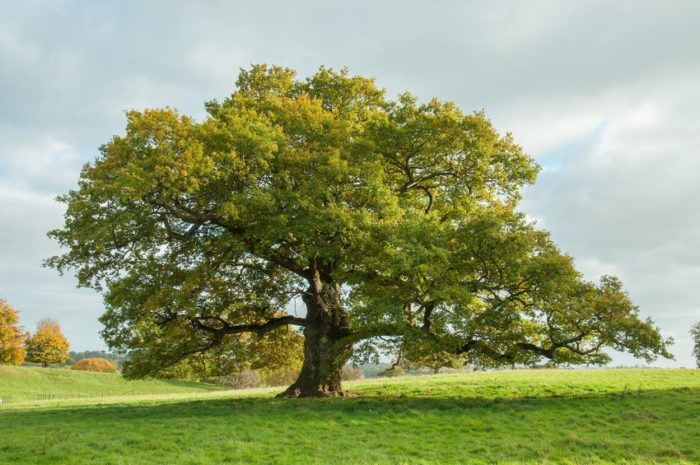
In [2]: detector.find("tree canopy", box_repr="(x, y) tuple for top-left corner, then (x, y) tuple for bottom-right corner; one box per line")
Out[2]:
(0, 299), (27, 365)
(48, 65), (672, 396)
(25, 319), (70, 367)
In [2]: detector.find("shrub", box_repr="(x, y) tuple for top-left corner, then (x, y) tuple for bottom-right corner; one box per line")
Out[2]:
(217, 370), (260, 389)
(341, 365), (364, 381)
(71, 357), (117, 372)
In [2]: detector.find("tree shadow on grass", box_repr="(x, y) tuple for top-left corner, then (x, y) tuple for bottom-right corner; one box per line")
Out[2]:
(1, 386), (698, 464)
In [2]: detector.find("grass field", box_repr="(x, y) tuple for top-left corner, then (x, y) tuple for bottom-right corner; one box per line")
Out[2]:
(1, 368), (698, 464)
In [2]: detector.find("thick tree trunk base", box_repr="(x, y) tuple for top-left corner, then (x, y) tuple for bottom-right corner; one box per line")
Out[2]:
(281, 280), (352, 398)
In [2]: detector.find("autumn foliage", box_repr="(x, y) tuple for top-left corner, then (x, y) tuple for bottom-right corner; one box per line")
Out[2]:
(0, 299), (27, 365)
(25, 319), (70, 367)
(71, 357), (118, 372)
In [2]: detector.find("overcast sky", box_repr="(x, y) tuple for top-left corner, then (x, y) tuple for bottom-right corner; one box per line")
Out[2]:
(1, 0), (698, 366)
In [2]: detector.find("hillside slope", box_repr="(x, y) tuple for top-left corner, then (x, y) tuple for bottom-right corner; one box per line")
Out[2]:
(0, 365), (223, 403)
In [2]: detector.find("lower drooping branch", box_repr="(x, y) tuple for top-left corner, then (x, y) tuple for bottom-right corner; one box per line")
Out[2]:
(456, 332), (603, 362)
(191, 314), (308, 337)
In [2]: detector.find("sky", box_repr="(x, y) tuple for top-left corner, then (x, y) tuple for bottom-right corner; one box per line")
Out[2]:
(0, 0), (698, 366)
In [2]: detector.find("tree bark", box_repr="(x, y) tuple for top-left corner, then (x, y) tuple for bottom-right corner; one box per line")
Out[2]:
(277, 278), (351, 397)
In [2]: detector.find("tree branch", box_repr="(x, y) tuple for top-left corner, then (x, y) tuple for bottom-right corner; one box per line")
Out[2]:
(456, 331), (598, 361)
(191, 314), (307, 337)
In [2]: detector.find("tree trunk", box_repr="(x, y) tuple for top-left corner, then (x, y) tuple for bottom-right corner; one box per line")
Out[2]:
(277, 279), (351, 397)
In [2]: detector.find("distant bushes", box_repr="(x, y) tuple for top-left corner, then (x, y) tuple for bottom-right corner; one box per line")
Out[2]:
(217, 370), (261, 389)
(71, 357), (118, 373)
(68, 350), (126, 368)
(213, 365), (365, 390)
(215, 368), (300, 389)
(378, 366), (405, 377)
(341, 365), (364, 381)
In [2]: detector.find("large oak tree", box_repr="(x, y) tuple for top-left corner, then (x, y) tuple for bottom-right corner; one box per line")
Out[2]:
(48, 65), (672, 396)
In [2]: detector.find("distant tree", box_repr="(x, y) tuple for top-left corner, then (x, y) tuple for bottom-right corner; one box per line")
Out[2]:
(71, 357), (118, 372)
(48, 64), (673, 397)
(0, 299), (27, 365)
(25, 320), (70, 367)
(691, 322), (700, 368)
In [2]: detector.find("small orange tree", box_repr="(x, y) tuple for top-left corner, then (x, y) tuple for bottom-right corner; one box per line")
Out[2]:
(25, 319), (69, 367)
(0, 299), (27, 365)
(71, 357), (117, 372)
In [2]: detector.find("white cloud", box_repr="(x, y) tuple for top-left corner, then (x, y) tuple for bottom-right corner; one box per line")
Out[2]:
(0, 135), (85, 193)
(516, 75), (700, 366)
(0, 186), (104, 349)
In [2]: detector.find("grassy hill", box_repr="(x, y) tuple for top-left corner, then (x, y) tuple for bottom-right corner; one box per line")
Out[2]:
(0, 365), (223, 403)
(1, 368), (699, 464)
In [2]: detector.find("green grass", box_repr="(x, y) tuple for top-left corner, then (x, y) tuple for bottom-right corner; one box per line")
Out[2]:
(0, 365), (223, 403)
(1, 369), (699, 464)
